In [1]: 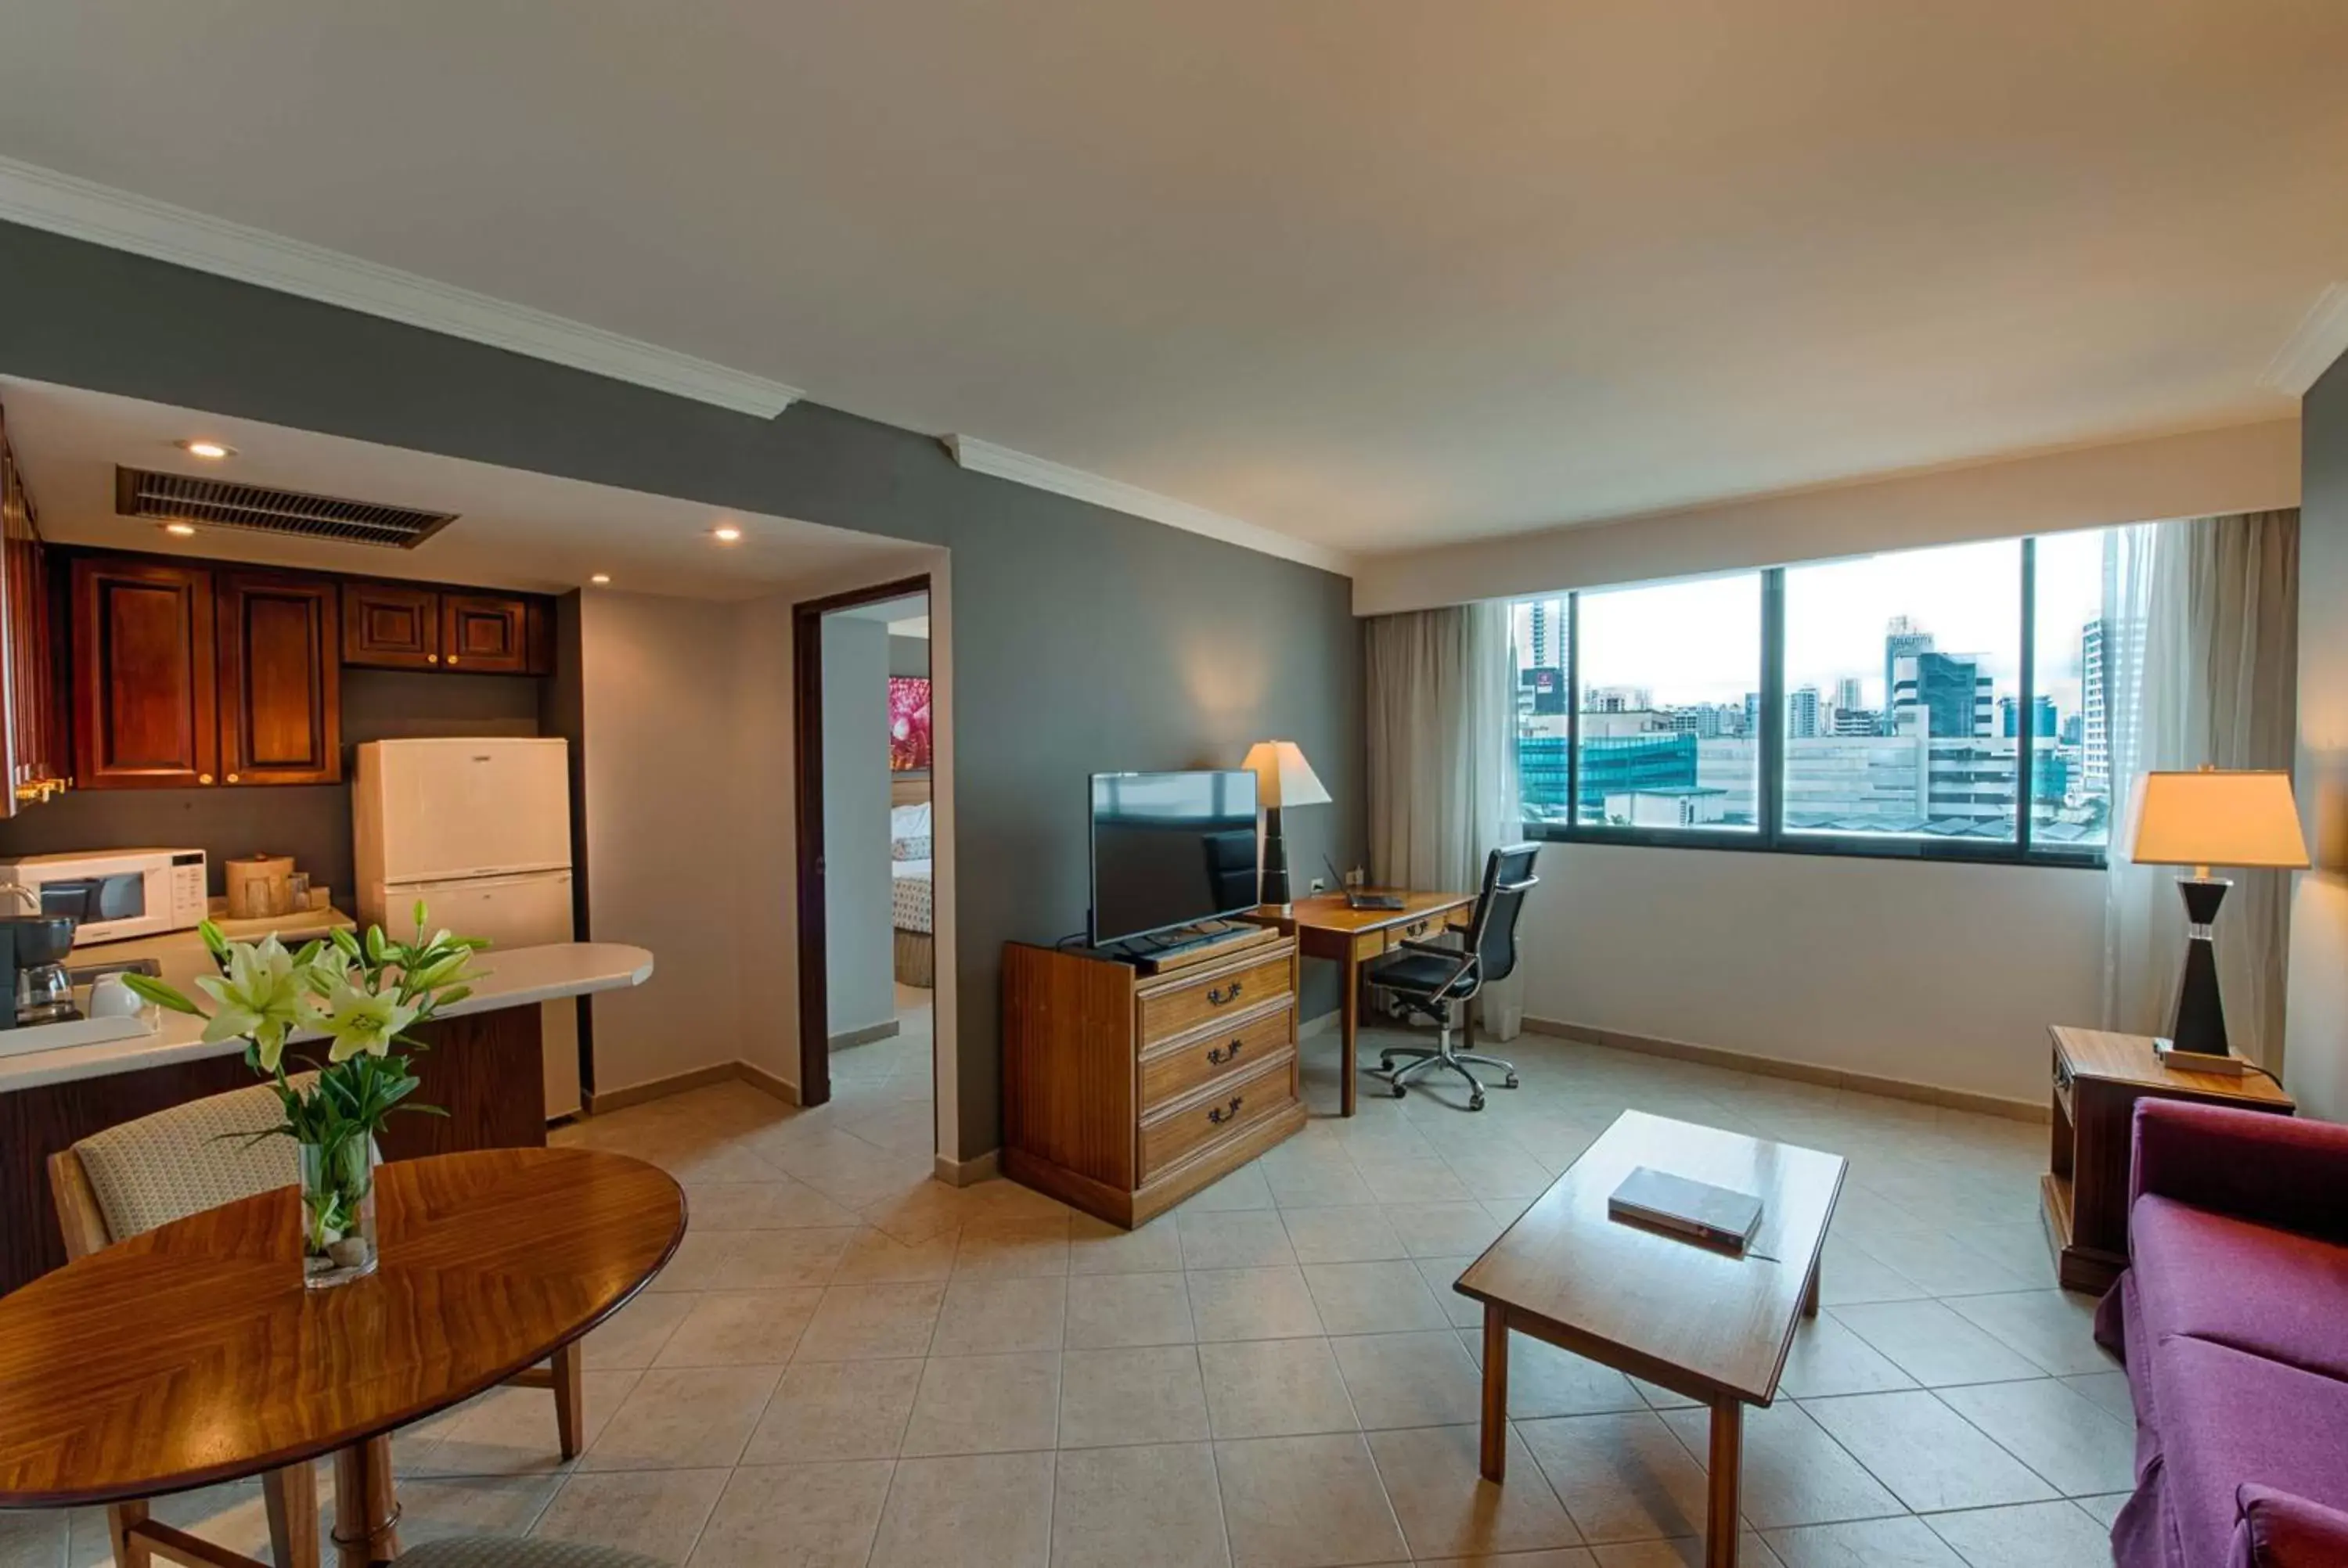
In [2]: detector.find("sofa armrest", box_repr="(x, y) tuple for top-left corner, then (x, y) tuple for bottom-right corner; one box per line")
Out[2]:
(2239, 1483), (2348, 1566)
(2133, 1100), (2348, 1243)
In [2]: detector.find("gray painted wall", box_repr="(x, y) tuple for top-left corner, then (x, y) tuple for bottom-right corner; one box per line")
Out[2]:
(0, 221), (1363, 1154)
(2287, 352), (2348, 1120)
(0, 666), (542, 906)
(889, 635), (930, 679)
(822, 615), (897, 1038)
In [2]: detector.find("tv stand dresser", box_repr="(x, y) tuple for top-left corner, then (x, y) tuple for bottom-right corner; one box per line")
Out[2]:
(1001, 926), (1305, 1227)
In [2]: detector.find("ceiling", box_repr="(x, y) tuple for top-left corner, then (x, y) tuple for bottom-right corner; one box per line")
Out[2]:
(2, 2), (2344, 559)
(0, 378), (927, 600)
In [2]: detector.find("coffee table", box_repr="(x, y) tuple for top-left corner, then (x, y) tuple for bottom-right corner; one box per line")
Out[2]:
(1455, 1110), (1846, 1568)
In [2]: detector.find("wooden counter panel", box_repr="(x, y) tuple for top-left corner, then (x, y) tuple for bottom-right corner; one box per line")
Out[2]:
(0, 1006), (546, 1297)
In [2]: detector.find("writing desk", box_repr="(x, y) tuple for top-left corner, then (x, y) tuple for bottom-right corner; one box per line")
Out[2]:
(1247, 890), (1476, 1116)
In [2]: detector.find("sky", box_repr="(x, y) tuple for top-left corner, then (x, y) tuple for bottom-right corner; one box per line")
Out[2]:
(1517, 527), (2110, 717)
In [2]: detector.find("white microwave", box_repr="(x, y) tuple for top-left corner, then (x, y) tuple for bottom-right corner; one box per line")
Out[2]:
(0, 849), (208, 947)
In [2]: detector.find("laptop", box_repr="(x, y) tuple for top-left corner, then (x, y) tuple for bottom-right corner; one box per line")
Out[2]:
(1323, 855), (1406, 911)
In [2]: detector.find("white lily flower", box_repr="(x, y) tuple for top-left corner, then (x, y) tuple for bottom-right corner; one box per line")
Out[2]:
(318, 980), (421, 1063)
(193, 935), (314, 1071)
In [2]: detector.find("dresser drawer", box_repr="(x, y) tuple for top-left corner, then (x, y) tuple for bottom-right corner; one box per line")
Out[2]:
(1141, 1004), (1294, 1115)
(1139, 954), (1293, 1048)
(1140, 1052), (1295, 1181)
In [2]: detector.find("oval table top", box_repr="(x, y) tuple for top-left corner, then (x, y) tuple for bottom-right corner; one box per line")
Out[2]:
(0, 1146), (686, 1508)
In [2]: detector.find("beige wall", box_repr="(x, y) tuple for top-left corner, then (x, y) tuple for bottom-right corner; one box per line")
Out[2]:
(1355, 419), (2300, 614)
(2286, 355), (2348, 1120)
(1520, 842), (2105, 1107)
(578, 591), (748, 1096)
(731, 594), (801, 1091)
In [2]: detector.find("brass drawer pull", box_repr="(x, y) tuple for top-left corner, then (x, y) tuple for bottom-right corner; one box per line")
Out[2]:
(1206, 1095), (1244, 1126)
(1405, 919), (1429, 938)
(1208, 1038), (1244, 1066)
(1207, 981), (1244, 1006)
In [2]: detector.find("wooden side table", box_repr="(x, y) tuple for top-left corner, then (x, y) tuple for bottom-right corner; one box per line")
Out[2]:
(2042, 1025), (2295, 1294)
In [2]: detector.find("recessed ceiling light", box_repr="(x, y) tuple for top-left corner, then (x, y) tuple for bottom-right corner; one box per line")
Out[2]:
(590, 574), (611, 585)
(712, 523), (743, 543)
(162, 522), (198, 538)
(177, 440), (235, 460)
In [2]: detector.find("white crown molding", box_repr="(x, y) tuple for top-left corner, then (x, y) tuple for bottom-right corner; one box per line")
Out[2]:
(2260, 282), (2348, 397)
(0, 155), (802, 419)
(944, 435), (1352, 577)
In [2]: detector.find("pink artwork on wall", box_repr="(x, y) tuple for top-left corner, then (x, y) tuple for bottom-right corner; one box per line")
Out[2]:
(889, 676), (932, 771)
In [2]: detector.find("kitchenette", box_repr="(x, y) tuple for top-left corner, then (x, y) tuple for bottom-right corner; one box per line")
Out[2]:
(0, 407), (660, 1297)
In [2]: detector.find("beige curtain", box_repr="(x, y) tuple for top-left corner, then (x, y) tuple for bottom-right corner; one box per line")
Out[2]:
(2104, 509), (2299, 1063)
(1364, 602), (1522, 1038)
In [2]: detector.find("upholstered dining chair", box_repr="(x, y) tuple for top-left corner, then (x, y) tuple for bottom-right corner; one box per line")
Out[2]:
(47, 1080), (587, 1568)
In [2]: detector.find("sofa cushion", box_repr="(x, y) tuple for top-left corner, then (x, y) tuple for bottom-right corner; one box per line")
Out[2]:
(2132, 1193), (2348, 1383)
(2236, 1485), (2348, 1568)
(2152, 1337), (2348, 1568)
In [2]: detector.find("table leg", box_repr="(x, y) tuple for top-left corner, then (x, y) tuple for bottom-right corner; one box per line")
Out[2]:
(106, 1500), (151, 1568)
(333, 1437), (402, 1568)
(1803, 1260), (1820, 1318)
(265, 1460), (320, 1568)
(1339, 953), (1359, 1118)
(1479, 1304), (1509, 1482)
(553, 1341), (586, 1459)
(1706, 1398), (1744, 1568)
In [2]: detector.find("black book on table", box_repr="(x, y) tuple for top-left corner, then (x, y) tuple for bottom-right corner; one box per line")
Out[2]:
(1608, 1166), (1764, 1253)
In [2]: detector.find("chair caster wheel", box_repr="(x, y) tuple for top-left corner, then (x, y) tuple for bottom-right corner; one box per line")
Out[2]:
(1503, 1074), (1520, 1089)
(1378, 1056), (1395, 1071)
(1468, 1095), (1486, 1112)
(1390, 1081), (1408, 1099)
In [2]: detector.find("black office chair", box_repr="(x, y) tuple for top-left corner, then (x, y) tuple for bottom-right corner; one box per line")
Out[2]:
(1365, 843), (1539, 1112)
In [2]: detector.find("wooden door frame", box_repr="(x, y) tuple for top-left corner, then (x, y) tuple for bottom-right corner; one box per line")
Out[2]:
(792, 572), (931, 1110)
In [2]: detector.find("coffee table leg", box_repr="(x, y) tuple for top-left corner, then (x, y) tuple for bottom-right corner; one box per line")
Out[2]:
(1803, 1259), (1820, 1318)
(1479, 1304), (1509, 1482)
(106, 1500), (151, 1568)
(1706, 1398), (1743, 1568)
(333, 1436), (402, 1568)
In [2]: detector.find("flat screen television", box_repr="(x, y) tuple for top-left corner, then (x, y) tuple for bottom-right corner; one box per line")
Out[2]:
(1089, 770), (1260, 947)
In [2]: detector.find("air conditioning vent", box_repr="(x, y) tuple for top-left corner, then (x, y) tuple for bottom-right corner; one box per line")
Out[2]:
(115, 467), (457, 548)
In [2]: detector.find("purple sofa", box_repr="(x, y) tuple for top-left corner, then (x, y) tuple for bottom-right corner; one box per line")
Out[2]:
(2094, 1099), (2348, 1567)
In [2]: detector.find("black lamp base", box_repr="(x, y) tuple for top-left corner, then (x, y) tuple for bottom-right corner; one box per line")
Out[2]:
(1261, 805), (1291, 907)
(2168, 876), (2231, 1056)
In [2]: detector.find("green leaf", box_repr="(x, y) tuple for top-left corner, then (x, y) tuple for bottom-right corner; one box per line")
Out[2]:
(364, 925), (387, 964)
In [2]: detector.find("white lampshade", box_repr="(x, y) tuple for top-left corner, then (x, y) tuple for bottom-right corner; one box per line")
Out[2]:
(1243, 740), (1331, 811)
(2127, 768), (2310, 870)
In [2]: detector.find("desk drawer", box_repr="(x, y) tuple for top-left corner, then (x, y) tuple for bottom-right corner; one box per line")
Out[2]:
(1140, 955), (1292, 1048)
(1381, 913), (1449, 954)
(1140, 1052), (1295, 1181)
(1141, 1004), (1294, 1115)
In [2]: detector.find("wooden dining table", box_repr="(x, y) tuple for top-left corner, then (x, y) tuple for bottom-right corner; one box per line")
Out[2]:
(0, 1146), (686, 1568)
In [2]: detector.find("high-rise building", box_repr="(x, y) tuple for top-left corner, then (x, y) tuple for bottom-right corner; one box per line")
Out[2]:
(1998, 694), (2058, 738)
(1788, 685), (1820, 739)
(1892, 653), (1993, 739)
(1884, 616), (1934, 718)
(1585, 685), (1652, 713)
(2083, 619), (2109, 797)
(1743, 692), (1761, 736)
(2061, 713), (2084, 746)
(1831, 707), (1882, 736)
(1527, 598), (1564, 673)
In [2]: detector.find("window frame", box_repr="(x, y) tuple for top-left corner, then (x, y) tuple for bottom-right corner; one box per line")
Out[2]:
(1520, 537), (2108, 870)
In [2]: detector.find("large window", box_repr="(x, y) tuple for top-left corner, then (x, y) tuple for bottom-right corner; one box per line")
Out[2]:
(1508, 529), (2115, 865)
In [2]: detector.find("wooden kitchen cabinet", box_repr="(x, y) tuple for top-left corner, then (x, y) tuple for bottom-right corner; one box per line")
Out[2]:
(70, 556), (219, 790)
(217, 570), (341, 786)
(341, 580), (441, 668)
(441, 592), (542, 673)
(0, 412), (61, 814)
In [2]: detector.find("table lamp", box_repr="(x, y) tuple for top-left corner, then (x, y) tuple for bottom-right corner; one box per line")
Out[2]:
(1243, 739), (1331, 910)
(2126, 766), (2310, 1068)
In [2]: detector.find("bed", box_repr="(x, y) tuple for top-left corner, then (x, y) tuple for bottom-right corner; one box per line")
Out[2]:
(891, 793), (934, 988)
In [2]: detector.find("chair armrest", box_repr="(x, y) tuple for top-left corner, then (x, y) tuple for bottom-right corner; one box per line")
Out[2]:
(2132, 1100), (2348, 1243)
(2240, 1484), (2348, 1566)
(1398, 938), (1466, 959)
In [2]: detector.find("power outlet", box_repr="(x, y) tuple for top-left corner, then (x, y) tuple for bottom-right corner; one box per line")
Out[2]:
(1308, 876), (1327, 894)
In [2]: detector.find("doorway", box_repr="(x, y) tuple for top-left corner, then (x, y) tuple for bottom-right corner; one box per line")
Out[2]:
(792, 574), (933, 1110)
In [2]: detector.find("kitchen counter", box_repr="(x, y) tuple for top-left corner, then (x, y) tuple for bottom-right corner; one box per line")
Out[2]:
(0, 941), (653, 1093)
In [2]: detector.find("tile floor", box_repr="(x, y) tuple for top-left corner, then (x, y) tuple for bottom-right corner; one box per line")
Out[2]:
(0, 1005), (2132, 1568)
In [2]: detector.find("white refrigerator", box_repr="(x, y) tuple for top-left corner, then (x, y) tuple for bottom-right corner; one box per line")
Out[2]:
(353, 737), (582, 1118)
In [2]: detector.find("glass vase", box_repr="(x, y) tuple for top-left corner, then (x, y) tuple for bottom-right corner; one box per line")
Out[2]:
(298, 1136), (379, 1289)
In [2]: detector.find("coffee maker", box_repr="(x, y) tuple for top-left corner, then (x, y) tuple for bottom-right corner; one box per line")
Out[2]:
(0, 914), (79, 1027)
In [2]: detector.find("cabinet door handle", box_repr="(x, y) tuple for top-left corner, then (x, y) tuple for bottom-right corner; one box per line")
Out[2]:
(447, 654), (459, 665)
(427, 653), (440, 664)
(1206, 1095), (1244, 1126)
(1207, 981), (1243, 1006)
(225, 772), (239, 784)
(1208, 1038), (1244, 1066)
(197, 772), (214, 785)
